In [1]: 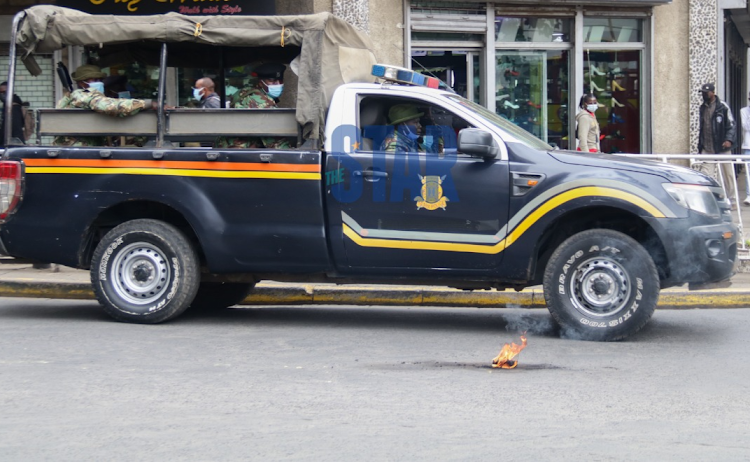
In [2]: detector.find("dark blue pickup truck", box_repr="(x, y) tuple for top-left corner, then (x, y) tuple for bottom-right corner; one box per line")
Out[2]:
(0, 7), (738, 341)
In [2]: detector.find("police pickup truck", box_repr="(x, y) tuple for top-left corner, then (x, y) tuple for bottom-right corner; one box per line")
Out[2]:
(0, 6), (738, 341)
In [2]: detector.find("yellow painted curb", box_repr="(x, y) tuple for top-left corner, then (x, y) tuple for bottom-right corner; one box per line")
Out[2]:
(0, 282), (96, 300)
(656, 291), (750, 309)
(0, 281), (748, 309)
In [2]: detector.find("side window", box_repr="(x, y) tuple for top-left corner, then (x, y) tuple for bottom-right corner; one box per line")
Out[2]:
(358, 97), (393, 152)
(357, 96), (473, 155)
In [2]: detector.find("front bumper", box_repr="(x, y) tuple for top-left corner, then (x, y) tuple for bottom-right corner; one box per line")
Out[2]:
(659, 220), (738, 287)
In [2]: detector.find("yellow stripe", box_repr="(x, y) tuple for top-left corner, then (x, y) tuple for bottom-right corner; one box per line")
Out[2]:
(504, 186), (665, 247)
(343, 224), (506, 254)
(25, 167), (321, 180)
(344, 186), (665, 254)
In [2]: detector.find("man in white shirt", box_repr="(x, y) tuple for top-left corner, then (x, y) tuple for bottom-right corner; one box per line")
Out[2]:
(741, 92), (750, 205)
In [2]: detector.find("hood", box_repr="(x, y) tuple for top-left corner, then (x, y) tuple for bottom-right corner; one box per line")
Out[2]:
(549, 150), (717, 186)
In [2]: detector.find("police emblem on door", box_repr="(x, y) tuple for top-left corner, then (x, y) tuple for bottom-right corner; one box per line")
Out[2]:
(415, 175), (449, 210)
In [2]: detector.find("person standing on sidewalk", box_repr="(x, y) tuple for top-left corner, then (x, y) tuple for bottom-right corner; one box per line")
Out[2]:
(697, 82), (737, 207)
(740, 91), (750, 205)
(576, 93), (601, 153)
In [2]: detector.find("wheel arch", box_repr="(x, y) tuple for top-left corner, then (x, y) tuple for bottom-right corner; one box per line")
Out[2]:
(78, 200), (206, 269)
(530, 205), (669, 285)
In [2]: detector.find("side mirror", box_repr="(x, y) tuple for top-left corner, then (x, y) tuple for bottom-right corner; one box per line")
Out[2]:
(458, 128), (499, 159)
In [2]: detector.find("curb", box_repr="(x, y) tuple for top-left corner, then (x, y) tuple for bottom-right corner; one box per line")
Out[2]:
(2, 281), (750, 309)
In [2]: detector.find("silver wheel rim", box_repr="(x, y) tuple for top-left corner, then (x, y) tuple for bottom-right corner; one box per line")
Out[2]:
(110, 242), (170, 305)
(569, 257), (631, 317)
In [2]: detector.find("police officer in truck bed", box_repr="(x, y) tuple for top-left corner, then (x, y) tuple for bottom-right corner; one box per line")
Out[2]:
(54, 64), (149, 147)
(215, 62), (292, 149)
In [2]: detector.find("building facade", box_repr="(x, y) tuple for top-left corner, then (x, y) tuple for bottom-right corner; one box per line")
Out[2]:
(1, 0), (748, 154)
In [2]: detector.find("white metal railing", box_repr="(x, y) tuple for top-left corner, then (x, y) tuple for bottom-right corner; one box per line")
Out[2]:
(619, 153), (750, 256)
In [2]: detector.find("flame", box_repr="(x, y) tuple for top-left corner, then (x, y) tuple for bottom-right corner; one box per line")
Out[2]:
(491, 334), (527, 369)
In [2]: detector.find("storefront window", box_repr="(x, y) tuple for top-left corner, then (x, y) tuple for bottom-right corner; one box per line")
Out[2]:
(411, 50), (480, 101)
(583, 18), (642, 43)
(101, 62), (160, 100)
(412, 32), (484, 42)
(495, 17), (571, 43)
(495, 50), (570, 148)
(583, 50), (641, 154)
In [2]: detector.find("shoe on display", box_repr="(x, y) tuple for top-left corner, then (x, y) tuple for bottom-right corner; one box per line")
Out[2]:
(590, 81), (604, 92)
(612, 80), (626, 91)
(611, 98), (625, 108)
(610, 113), (625, 124)
(590, 64), (606, 76)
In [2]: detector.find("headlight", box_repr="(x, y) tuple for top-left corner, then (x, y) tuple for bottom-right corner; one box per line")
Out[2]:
(662, 183), (720, 216)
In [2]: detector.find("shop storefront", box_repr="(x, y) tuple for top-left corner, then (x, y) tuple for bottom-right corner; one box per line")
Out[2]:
(407, 1), (667, 153)
(3, 0), (749, 155)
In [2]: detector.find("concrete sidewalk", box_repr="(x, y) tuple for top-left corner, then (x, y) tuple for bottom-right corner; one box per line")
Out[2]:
(1, 262), (750, 309)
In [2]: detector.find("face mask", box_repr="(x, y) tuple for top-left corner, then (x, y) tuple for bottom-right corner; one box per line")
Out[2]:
(193, 88), (204, 101)
(88, 82), (104, 93)
(266, 84), (283, 99)
(117, 91), (131, 99)
(702, 93), (711, 103)
(586, 104), (598, 113)
(399, 124), (420, 141)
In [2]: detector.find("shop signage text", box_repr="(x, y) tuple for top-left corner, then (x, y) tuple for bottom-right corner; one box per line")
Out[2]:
(61, 0), (275, 15)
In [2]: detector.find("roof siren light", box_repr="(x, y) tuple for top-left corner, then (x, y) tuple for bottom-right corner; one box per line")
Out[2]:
(371, 64), (440, 89)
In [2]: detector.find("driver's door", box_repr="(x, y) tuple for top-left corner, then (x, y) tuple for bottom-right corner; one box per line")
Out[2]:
(326, 94), (510, 274)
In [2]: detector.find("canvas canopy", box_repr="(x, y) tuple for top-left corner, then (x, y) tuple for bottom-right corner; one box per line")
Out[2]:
(13, 5), (378, 139)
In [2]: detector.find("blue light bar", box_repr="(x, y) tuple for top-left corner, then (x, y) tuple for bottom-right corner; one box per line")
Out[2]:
(372, 64), (442, 90)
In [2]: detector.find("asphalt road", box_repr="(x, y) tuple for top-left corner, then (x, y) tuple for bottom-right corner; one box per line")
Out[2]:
(1, 298), (749, 461)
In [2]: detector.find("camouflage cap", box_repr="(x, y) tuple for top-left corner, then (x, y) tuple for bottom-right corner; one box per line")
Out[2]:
(253, 63), (286, 81)
(71, 64), (106, 81)
(389, 104), (423, 125)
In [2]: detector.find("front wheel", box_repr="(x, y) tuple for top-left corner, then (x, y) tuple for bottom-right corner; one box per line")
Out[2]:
(90, 219), (201, 323)
(543, 229), (659, 341)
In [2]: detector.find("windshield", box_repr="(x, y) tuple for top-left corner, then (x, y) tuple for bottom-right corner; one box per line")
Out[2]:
(444, 94), (553, 151)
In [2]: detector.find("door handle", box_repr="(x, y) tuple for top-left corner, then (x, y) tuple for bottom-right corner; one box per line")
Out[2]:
(353, 168), (388, 182)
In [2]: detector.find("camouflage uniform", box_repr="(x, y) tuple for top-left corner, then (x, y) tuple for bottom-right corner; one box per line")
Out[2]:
(214, 84), (292, 149)
(381, 129), (422, 153)
(54, 89), (147, 147)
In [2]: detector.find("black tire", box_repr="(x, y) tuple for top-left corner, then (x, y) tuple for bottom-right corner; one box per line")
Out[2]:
(543, 229), (659, 341)
(90, 219), (200, 324)
(190, 282), (255, 310)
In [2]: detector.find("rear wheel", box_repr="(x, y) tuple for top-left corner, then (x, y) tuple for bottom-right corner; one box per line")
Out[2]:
(543, 229), (659, 341)
(90, 219), (200, 323)
(190, 282), (255, 310)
